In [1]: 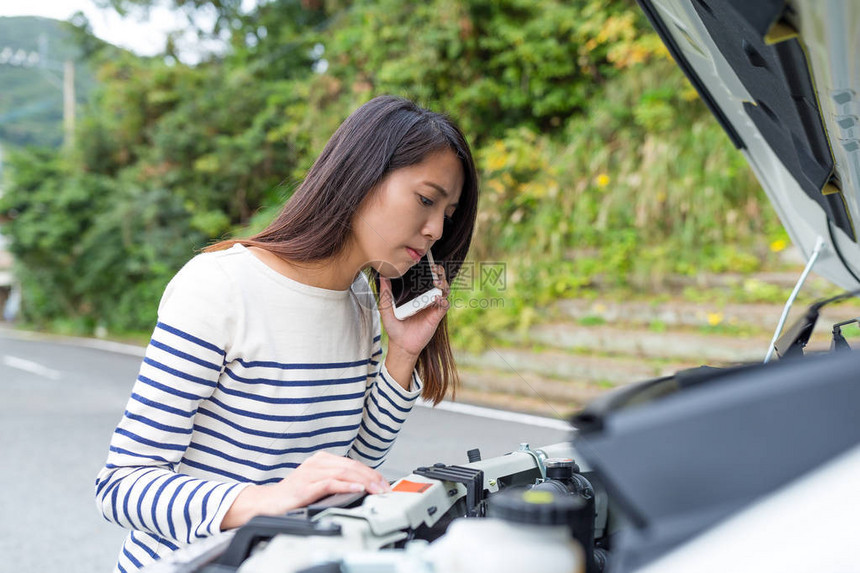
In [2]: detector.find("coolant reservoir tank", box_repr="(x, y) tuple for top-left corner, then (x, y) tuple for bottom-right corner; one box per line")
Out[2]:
(427, 489), (585, 573)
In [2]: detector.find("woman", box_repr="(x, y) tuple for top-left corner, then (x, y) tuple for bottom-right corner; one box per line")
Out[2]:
(95, 95), (478, 571)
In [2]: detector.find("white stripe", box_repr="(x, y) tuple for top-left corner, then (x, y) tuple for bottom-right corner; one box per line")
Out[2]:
(417, 399), (572, 431)
(2, 355), (62, 380)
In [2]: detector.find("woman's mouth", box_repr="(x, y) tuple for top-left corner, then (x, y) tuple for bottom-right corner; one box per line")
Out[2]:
(405, 247), (424, 262)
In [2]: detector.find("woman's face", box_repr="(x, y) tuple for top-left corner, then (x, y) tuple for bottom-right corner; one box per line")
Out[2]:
(351, 149), (464, 278)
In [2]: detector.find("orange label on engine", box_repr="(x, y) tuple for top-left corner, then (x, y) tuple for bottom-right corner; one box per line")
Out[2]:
(392, 480), (432, 493)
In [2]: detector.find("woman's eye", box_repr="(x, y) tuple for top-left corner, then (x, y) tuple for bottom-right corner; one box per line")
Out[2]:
(419, 195), (434, 207)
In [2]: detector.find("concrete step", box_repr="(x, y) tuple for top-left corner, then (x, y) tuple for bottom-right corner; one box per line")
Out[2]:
(521, 323), (769, 363)
(455, 347), (693, 387)
(657, 271), (838, 293)
(455, 385), (579, 420)
(458, 366), (612, 408)
(551, 298), (860, 335)
(517, 323), (837, 362)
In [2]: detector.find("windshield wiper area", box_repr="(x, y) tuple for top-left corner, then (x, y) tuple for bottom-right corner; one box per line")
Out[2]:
(773, 289), (860, 359)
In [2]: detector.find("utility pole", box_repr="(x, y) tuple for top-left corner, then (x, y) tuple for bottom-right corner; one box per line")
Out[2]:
(1, 36), (76, 150)
(63, 60), (76, 150)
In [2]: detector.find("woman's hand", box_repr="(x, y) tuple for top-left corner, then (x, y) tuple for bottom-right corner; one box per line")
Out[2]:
(378, 264), (450, 387)
(379, 263), (450, 356)
(221, 451), (391, 530)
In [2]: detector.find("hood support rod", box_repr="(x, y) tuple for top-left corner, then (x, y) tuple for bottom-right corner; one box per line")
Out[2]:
(764, 236), (827, 363)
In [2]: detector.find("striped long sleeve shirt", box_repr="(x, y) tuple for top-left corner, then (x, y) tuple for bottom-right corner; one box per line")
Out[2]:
(94, 244), (422, 572)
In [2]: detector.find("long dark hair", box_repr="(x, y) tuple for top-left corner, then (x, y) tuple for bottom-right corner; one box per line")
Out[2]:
(208, 95), (478, 404)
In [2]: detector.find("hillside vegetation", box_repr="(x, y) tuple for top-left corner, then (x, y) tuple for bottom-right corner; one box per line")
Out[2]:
(0, 16), (99, 148)
(0, 0), (790, 346)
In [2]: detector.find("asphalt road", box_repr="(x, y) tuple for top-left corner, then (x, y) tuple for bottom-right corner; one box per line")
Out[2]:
(0, 329), (571, 573)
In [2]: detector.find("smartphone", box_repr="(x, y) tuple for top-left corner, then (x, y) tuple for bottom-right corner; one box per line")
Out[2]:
(391, 251), (443, 320)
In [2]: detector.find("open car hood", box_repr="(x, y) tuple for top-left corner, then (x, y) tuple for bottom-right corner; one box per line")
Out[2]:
(637, 0), (860, 290)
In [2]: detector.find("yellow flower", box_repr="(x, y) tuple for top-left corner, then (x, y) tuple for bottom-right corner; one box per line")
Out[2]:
(596, 174), (610, 188)
(487, 179), (505, 194)
(770, 239), (788, 252)
(707, 312), (723, 326)
(487, 154), (507, 171)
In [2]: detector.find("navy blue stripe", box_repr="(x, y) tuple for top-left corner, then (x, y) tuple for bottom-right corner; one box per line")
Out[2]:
(136, 477), (159, 534)
(95, 474), (111, 498)
(111, 480), (120, 524)
(371, 349), (382, 358)
(379, 370), (415, 402)
(217, 384), (365, 405)
(365, 407), (397, 434)
(209, 396), (362, 422)
(122, 547), (143, 568)
(355, 433), (391, 454)
(194, 485), (215, 539)
(150, 338), (222, 372)
(99, 475), (123, 504)
(166, 478), (191, 541)
(144, 357), (218, 388)
(188, 441), (348, 472)
(236, 357), (370, 370)
(181, 457), (273, 483)
(129, 531), (159, 560)
(156, 321), (225, 356)
(372, 334), (381, 343)
(109, 446), (172, 464)
(125, 411), (193, 435)
(375, 383), (412, 414)
(192, 424), (353, 456)
(370, 360), (379, 366)
(151, 533), (179, 551)
(358, 419), (395, 445)
(224, 368), (367, 387)
(197, 406), (360, 440)
(118, 563), (128, 573)
(368, 392), (406, 424)
(114, 427), (186, 452)
(351, 445), (387, 462)
(208, 484), (240, 535)
(123, 469), (159, 531)
(151, 474), (183, 539)
(138, 375), (209, 402)
(130, 393), (196, 418)
(184, 481), (206, 543)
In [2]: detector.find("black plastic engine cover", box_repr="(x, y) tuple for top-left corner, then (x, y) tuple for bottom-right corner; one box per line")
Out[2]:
(572, 350), (860, 571)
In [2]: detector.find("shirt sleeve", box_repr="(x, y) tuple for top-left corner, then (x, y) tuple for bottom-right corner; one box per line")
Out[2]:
(94, 254), (250, 546)
(347, 298), (422, 468)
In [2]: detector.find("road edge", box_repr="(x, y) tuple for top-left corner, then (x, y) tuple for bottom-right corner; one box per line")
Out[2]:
(1, 324), (571, 429)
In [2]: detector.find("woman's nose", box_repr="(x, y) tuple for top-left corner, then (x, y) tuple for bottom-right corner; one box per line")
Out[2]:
(422, 213), (445, 240)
